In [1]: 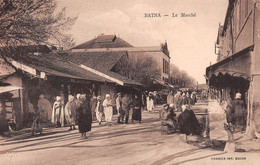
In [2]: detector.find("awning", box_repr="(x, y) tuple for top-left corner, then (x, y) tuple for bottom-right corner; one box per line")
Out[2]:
(206, 44), (254, 81)
(210, 70), (250, 81)
(0, 86), (22, 94)
(153, 79), (173, 88)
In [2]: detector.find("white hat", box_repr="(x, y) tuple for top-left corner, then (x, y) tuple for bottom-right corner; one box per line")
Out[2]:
(80, 94), (86, 100)
(181, 104), (187, 111)
(106, 94), (110, 98)
(235, 93), (241, 99)
(56, 96), (61, 101)
(68, 95), (74, 102)
(169, 103), (174, 108)
(76, 94), (81, 99)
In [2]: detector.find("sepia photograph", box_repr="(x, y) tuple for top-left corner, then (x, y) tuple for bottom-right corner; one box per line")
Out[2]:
(0, 0), (260, 164)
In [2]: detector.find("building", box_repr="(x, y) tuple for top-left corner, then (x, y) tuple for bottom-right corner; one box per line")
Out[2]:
(0, 45), (141, 130)
(71, 34), (171, 83)
(206, 0), (260, 138)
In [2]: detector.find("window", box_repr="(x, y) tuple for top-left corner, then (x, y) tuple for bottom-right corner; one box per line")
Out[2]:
(163, 59), (169, 74)
(163, 59), (165, 73)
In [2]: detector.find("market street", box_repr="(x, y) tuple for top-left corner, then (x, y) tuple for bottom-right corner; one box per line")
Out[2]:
(0, 104), (259, 165)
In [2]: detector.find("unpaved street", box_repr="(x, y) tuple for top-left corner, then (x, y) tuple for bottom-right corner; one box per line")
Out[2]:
(0, 105), (259, 165)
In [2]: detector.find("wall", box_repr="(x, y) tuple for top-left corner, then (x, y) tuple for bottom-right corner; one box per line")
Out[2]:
(251, 2), (260, 134)
(235, 2), (254, 52)
(1, 73), (24, 130)
(218, 0), (255, 61)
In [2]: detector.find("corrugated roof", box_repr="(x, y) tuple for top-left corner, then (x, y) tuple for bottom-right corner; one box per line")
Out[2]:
(60, 51), (127, 72)
(10, 53), (113, 83)
(48, 51), (141, 86)
(0, 58), (15, 79)
(72, 35), (133, 49)
(9, 52), (141, 86)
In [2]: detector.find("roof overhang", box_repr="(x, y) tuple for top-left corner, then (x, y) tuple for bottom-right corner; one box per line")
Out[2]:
(0, 86), (22, 94)
(80, 64), (125, 86)
(206, 44), (254, 82)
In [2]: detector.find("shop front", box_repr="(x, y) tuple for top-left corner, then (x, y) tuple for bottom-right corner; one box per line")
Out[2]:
(206, 45), (258, 137)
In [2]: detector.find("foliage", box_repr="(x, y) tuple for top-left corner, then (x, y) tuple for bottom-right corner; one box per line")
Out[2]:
(0, 0), (77, 51)
(112, 56), (161, 88)
(170, 64), (196, 88)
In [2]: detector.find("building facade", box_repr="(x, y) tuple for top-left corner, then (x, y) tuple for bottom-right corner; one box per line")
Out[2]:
(71, 34), (171, 83)
(206, 0), (260, 138)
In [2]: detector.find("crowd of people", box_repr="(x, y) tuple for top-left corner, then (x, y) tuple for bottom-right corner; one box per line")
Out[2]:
(166, 90), (197, 111)
(161, 90), (201, 135)
(27, 92), (150, 138)
(1, 89), (201, 137)
(2, 87), (247, 141)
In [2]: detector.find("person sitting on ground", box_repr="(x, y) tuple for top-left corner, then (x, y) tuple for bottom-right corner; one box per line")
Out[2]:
(161, 104), (177, 133)
(178, 104), (201, 135)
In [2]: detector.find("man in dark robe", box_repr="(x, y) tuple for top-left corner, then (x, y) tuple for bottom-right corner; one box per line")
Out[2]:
(77, 94), (92, 138)
(131, 94), (142, 124)
(178, 104), (201, 135)
(231, 93), (247, 132)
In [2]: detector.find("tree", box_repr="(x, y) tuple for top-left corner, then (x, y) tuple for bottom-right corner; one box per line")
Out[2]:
(112, 56), (161, 88)
(0, 0), (77, 56)
(170, 64), (196, 88)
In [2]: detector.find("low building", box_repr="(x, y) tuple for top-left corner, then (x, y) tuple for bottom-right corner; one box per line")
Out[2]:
(0, 45), (141, 130)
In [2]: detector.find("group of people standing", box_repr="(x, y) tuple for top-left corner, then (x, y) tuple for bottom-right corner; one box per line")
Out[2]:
(166, 90), (197, 112)
(116, 93), (142, 124)
(31, 91), (147, 137)
(51, 94), (92, 138)
(29, 94), (91, 138)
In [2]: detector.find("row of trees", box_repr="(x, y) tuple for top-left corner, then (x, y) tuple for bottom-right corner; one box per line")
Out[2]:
(170, 64), (197, 88)
(112, 56), (161, 88)
(113, 56), (196, 89)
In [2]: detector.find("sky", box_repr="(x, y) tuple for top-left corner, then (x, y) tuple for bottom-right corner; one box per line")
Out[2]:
(58, 0), (228, 84)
